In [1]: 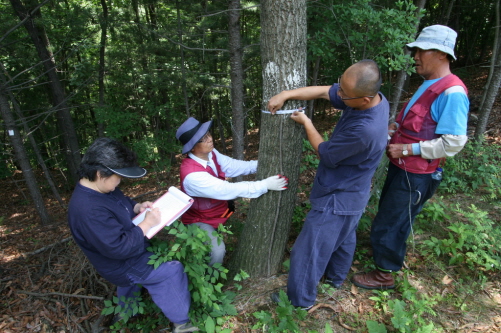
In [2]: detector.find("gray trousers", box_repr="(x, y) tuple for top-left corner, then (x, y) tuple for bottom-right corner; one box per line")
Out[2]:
(194, 222), (226, 266)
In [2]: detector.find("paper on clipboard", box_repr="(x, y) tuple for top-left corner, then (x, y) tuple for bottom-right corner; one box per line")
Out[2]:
(132, 186), (193, 238)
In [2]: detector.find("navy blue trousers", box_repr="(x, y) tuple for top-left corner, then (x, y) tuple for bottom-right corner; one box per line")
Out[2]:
(117, 260), (191, 324)
(371, 162), (441, 272)
(288, 207), (361, 308)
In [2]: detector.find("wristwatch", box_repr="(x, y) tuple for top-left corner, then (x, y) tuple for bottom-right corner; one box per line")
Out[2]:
(402, 144), (409, 156)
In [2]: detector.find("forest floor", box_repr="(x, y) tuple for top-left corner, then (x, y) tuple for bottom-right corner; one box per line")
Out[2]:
(1, 67), (501, 333)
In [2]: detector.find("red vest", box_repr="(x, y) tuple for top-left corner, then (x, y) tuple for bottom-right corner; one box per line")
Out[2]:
(390, 74), (467, 174)
(180, 154), (229, 228)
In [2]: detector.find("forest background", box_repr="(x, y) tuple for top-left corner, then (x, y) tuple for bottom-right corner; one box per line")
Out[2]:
(1, 0), (501, 332)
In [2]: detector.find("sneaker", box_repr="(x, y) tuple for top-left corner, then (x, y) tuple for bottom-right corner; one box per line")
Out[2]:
(270, 292), (313, 311)
(173, 322), (199, 333)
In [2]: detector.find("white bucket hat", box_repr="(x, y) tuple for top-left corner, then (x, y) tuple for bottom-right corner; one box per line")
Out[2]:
(406, 25), (457, 60)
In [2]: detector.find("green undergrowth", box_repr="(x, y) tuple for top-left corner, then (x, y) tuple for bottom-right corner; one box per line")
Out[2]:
(101, 141), (500, 332)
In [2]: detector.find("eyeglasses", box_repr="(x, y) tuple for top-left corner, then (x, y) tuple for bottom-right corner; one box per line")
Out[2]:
(337, 76), (375, 100)
(197, 132), (212, 143)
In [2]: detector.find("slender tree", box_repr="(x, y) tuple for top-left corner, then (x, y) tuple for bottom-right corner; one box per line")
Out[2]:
(9, 0), (81, 182)
(0, 85), (51, 224)
(228, 0), (245, 166)
(230, 0), (307, 277)
(475, 1), (501, 142)
(389, 0), (427, 121)
(96, 0), (108, 138)
(176, 0), (190, 117)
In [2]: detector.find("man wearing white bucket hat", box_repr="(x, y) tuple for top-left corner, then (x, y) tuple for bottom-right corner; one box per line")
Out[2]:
(352, 25), (470, 290)
(176, 117), (288, 266)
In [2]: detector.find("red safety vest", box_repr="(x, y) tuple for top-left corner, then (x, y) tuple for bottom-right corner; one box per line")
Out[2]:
(180, 154), (229, 228)
(390, 74), (467, 174)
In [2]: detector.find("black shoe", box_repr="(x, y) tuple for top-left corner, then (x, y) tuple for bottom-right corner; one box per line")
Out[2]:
(159, 322), (199, 333)
(173, 322), (199, 333)
(270, 291), (281, 304)
(324, 279), (342, 289)
(111, 314), (123, 325)
(270, 292), (313, 311)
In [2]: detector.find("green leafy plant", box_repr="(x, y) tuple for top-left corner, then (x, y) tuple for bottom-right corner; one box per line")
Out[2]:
(102, 292), (168, 332)
(440, 142), (501, 198)
(291, 202), (310, 235)
(300, 138), (320, 173)
(415, 197), (451, 226)
(149, 222), (238, 330)
(367, 273), (438, 333)
(421, 204), (501, 271)
(252, 289), (334, 333)
(103, 221), (239, 332)
(252, 290), (308, 332)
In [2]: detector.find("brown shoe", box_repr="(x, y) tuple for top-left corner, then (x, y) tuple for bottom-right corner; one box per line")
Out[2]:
(351, 270), (395, 290)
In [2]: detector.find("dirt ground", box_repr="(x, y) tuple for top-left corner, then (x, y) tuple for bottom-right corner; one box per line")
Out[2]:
(1, 68), (501, 332)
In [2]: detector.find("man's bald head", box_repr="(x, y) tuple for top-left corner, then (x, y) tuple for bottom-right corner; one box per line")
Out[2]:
(344, 60), (382, 97)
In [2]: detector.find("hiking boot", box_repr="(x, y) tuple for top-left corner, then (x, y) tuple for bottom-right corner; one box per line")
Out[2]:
(172, 322), (199, 333)
(351, 269), (395, 290)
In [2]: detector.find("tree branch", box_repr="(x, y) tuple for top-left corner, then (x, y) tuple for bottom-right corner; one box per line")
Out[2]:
(21, 237), (72, 258)
(17, 290), (104, 301)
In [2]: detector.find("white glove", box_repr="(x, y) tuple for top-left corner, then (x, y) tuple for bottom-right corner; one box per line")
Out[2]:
(264, 175), (288, 191)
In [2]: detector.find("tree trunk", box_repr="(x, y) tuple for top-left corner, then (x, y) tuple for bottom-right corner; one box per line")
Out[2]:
(474, 20), (501, 142)
(229, 0), (307, 278)
(97, 0), (108, 137)
(0, 88), (52, 225)
(9, 0), (81, 182)
(440, 0), (456, 26)
(0, 64), (64, 207)
(389, 0), (427, 121)
(479, 0), (500, 110)
(307, 56), (321, 119)
(176, 0), (190, 117)
(228, 0), (245, 168)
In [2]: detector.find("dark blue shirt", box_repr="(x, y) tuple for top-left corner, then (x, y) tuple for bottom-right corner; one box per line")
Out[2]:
(310, 84), (389, 215)
(68, 183), (154, 286)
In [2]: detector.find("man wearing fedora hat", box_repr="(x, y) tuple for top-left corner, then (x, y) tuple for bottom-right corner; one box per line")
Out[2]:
(176, 117), (288, 266)
(352, 25), (470, 290)
(68, 138), (198, 332)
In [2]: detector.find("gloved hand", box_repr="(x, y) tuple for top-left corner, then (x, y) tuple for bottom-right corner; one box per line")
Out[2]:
(264, 175), (288, 191)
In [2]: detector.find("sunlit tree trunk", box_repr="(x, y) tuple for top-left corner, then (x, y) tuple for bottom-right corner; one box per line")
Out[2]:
(230, 0), (306, 277)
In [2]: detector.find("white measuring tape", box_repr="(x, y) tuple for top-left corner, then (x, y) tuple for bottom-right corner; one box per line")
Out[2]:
(261, 107), (305, 114)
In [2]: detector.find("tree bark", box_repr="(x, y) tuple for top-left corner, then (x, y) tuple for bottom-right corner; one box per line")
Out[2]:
(228, 0), (245, 167)
(479, 0), (500, 111)
(389, 0), (427, 121)
(229, 0), (307, 277)
(0, 88), (52, 225)
(0, 63), (64, 206)
(97, 0), (108, 137)
(176, 0), (190, 117)
(474, 14), (501, 142)
(440, 0), (456, 26)
(9, 0), (81, 182)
